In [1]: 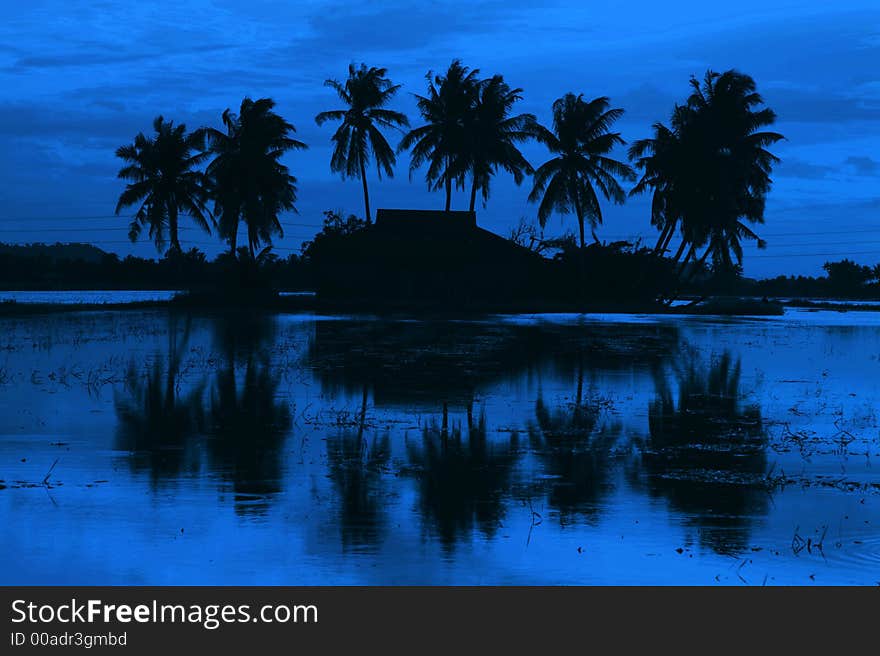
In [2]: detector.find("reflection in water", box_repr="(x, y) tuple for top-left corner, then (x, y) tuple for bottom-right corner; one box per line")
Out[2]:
(206, 314), (292, 515)
(405, 412), (520, 551)
(640, 351), (768, 553)
(325, 386), (392, 551)
(207, 352), (291, 515)
(9, 310), (876, 583)
(528, 388), (623, 526)
(114, 315), (206, 485)
(115, 312), (292, 514)
(308, 320), (681, 410)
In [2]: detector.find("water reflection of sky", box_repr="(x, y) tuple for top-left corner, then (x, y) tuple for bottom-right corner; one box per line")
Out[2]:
(1, 309), (879, 585)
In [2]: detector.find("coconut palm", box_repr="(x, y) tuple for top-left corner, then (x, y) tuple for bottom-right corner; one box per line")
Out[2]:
(628, 119), (686, 257)
(399, 60), (480, 211)
(630, 70), (783, 272)
(529, 94), (635, 248)
(203, 98), (307, 259)
(315, 64), (409, 223)
(114, 116), (211, 254)
(464, 75), (537, 211)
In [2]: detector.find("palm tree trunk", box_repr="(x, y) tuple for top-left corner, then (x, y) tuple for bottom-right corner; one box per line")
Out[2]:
(168, 205), (181, 253)
(570, 180), (586, 249)
(359, 159), (372, 224)
(229, 222), (238, 258)
(592, 229), (601, 245)
(469, 175), (478, 212)
(654, 221), (674, 254)
(677, 243), (696, 275)
(671, 239), (688, 264)
(443, 157), (452, 212)
(661, 224), (677, 253)
(573, 202), (585, 249)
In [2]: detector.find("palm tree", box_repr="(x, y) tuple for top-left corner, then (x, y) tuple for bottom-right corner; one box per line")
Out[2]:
(399, 60), (480, 211)
(315, 64), (409, 224)
(529, 94), (635, 248)
(630, 70), (783, 273)
(628, 120), (685, 257)
(464, 75), (537, 211)
(203, 98), (307, 259)
(115, 116), (211, 254)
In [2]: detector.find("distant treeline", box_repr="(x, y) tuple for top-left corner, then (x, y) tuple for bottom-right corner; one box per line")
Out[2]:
(0, 242), (309, 292)
(3, 227), (879, 300)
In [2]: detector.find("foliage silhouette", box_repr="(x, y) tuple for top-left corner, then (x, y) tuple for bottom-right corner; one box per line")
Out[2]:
(399, 60), (480, 211)
(630, 70), (783, 275)
(463, 75), (537, 211)
(316, 64), (409, 223)
(203, 98), (307, 259)
(115, 116), (212, 254)
(530, 94), (635, 248)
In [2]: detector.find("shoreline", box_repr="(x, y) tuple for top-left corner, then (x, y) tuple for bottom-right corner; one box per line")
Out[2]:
(0, 293), (805, 317)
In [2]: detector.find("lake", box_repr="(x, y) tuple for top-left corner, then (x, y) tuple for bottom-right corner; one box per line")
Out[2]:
(1, 307), (878, 585)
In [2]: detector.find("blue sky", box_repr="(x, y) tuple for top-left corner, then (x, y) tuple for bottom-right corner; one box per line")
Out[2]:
(1, 0), (878, 276)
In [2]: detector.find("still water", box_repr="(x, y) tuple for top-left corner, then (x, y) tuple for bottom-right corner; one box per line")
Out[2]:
(0, 290), (180, 304)
(1, 308), (878, 585)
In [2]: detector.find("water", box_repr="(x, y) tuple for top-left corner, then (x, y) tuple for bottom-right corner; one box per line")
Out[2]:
(1, 308), (878, 585)
(0, 290), (180, 305)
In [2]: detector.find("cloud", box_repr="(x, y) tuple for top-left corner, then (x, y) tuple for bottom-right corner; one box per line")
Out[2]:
(774, 158), (835, 180)
(844, 155), (880, 175)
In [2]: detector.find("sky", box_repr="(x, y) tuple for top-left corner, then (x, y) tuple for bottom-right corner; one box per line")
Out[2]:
(0, 0), (878, 277)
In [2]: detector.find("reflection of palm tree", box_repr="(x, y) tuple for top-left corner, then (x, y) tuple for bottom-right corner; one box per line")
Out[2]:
(115, 314), (206, 484)
(405, 412), (520, 550)
(206, 314), (292, 515)
(641, 351), (767, 554)
(527, 370), (622, 525)
(326, 389), (391, 550)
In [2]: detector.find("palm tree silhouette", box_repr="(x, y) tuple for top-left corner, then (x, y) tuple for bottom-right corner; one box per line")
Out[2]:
(628, 121), (683, 257)
(464, 75), (537, 211)
(115, 116), (212, 254)
(203, 98), (307, 259)
(529, 94), (635, 248)
(630, 70), (783, 273)
(399, 60), (480, 212)
(315, 64), (409, 224)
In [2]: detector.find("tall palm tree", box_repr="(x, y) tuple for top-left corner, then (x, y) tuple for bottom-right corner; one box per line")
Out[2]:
(315, 64), (409, 224)
(630, 70), (783, 273)
(628, 120), (684, 257)
(529, 94), (635, 248)
(203, 98), (307, 259)
(464, 75), (537, 211)
(399, 60), (480, 212)
(115, 116), (211, 254)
